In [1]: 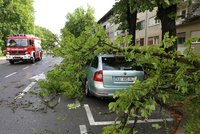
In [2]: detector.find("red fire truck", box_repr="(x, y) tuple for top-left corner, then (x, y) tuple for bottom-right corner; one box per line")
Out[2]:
(6, 34), (42, 64)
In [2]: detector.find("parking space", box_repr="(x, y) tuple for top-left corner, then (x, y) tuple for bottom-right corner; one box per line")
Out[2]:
(81, 97), (174, 133)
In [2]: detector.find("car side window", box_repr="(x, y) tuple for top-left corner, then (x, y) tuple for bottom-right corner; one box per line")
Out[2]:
(91, 56), (98, 68)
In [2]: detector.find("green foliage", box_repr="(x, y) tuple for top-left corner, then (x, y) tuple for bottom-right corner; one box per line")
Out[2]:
(0, 0), (35, 40)
(34, 26), (58, 51)
(0, 37), (5, 56)
(102, 33), (200, 133)
(102, 124), (137, 134)
(152, 124), (161, 130)
(62, 6), (95, 38)
(67, 100), (80, 110)
(183, 97), (200, 134)
(112, 0), (184, 32)
(38, 7), (112, 100)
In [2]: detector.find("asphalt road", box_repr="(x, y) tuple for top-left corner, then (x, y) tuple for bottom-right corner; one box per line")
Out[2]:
(0, 55), (175, 134)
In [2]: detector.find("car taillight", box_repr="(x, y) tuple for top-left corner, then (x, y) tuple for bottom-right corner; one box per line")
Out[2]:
(144, 71), (147, 80)
(94, 70), (103, 82)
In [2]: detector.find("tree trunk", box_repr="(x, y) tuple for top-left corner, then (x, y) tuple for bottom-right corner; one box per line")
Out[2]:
(127, 3), (137, 46)
(157, 4), (177, 52)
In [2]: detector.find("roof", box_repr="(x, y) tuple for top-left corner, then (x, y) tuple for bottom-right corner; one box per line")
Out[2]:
(7, 34), (40, 40)
(98, 8), (113, 24)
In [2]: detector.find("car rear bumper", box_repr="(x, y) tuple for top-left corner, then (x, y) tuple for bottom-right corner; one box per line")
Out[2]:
(90, 81), (130, 97)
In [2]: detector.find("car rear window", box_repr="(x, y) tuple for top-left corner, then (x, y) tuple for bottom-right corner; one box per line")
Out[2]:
(102, 57), (143, 71)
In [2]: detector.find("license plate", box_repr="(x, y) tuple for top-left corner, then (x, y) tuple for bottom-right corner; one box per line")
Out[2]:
(114, 76), (135, 82)
(14, 57), (21, 59)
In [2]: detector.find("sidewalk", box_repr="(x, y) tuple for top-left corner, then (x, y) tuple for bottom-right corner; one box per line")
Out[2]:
(0, 56), (6, 61)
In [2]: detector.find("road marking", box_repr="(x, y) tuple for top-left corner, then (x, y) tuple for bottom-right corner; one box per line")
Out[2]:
(4, 72), (17, 78)
(23, 66), (30, 70)
(84, 104), (174, 126)
(30, 72), (46, 81)
(84, 104), (96, 125)
(14, 82), (36, 99)
(79, 125), (87, 134)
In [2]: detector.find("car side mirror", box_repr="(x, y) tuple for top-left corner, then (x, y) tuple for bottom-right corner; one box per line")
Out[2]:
(29, 40), (34, 46)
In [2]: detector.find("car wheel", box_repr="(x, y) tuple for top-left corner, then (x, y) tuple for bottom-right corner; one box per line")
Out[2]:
(85, 80), (91, 97)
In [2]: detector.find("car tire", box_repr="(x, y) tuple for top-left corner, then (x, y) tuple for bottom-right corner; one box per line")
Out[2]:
(85, 80), (91, 97)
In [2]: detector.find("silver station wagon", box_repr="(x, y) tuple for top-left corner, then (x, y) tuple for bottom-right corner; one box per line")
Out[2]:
(85, 54), (146, 98)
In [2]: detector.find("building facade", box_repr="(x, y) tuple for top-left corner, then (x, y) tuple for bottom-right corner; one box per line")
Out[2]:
(98, 1), (200, 53)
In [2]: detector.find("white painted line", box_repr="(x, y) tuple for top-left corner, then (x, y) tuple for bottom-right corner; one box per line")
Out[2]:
(23, 82), (36, 92)
(30, 72), (46, 81)
(84, 104), (174, 126)
(58, 97), (61, 103)
(4, 72), (17, 78)
(14, 82), (36, 99)
(91, 118), (174, 126)
(23, 66), (30, 70)
(79, 125), (87, 134)
(84, 104), (96, 125)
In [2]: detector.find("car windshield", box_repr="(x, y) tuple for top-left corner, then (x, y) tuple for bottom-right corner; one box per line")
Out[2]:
(7, 39), (27, 47)
(102, 56), (143, 71)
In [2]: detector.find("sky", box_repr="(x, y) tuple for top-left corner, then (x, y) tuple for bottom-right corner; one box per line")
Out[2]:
(34, 0), (115, 35)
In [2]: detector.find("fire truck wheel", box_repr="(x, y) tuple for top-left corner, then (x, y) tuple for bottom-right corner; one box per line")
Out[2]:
(40, 53), (42, 60)
(38, 53), (42, 61)
(9, 60), (15, 64)
(31, 56), (35, 63)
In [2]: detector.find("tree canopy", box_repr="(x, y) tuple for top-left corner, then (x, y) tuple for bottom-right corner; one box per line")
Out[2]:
(34, 26), (58, 51)
(39, 7), (111, 99)
(0, 0), (35, 41)
(113, 0), (192, 51)
(34, 1), (200, 133)
(62, 6), (96, 38)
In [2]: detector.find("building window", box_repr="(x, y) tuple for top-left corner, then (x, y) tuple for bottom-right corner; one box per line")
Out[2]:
(140, 38), (144, 46)
(148, 36), (160, 45)
(154, 36), (159, 44)
(149, 16), (160, 26)
(177, 32), (186, 45)
(106, 22), (111, 29)
(136, 38), (144, 46)
(181, 10), (187, 18)
(137, 20), (145, 30)
(148, 37), (153, 45)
